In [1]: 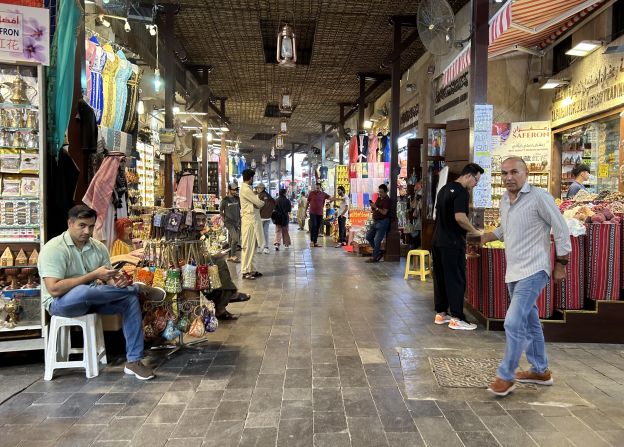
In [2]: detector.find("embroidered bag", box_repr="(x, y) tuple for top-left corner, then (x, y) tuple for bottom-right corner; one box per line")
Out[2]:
(181, 244), (198, 290)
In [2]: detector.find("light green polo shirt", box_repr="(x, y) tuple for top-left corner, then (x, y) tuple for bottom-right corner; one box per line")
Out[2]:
(38, 232), (112, 310)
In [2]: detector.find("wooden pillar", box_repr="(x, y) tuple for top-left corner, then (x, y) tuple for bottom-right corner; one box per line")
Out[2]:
(200, 120), (208, 194)
(161, 6), (177, 207)
(291, 143), (295, 186)
(321, 124), (326, 167)
(339, 105), (345, 165)
(358, 76), (366, 132)
(470, 0), (489, 105)
(220, 134), (227, 198)
(385, 19), (403, 262)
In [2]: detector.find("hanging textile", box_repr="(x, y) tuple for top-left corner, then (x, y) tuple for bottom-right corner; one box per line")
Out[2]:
(88, 37), (106, 124)
(238, 156), (246, 173)
(122, 65), (141, 133)
(382, 134), (391, 162)
(357, 133), (368, 162)
(175, 173), (195, 209)
(113, 51), (134, 131)
(368, 134), (378, 164)
(348, 136), (358, 165)
(100, 44), (119, 128)
(47, 0), (82, 159)
(83, 155), (122, 242)
(85, 38), (97, 101)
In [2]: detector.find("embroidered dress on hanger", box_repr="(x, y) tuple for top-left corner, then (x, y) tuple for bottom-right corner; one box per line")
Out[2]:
(122, 65), (141, 133)
(368, 134), (378, 163)
(113, 51), (134, 131)
(88, 37), (106, 124)
(383, 134), (391, 162)
(100, 44), (119, 128)
(348, 135), (358, 165)
(85, 39), (98, 101)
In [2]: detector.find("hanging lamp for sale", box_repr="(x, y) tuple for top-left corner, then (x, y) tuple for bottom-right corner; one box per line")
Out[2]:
(280, 88), (293, 115)
(276, 133), (284, 149)
(280, 119), (288, 135)
(276, 13), (297, 67)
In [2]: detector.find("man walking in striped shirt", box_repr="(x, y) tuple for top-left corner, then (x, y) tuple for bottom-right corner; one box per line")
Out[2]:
(482, 157), (571, 397)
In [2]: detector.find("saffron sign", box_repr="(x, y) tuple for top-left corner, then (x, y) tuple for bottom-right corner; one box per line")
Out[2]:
(0, 5), (49, 65)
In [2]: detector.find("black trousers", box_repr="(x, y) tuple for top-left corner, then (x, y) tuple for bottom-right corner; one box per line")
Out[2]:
(309, 213), (323, 244)
(338, 216), (347, 243)
(432, 245), (467, 321)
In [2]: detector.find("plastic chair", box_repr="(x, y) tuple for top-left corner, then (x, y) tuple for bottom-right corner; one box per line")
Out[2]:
(404, 249), (432, 281)
(44, 313), (107, 381)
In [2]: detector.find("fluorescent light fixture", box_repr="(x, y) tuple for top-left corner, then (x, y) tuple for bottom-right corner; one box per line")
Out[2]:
(363, 120), (373, 129)
(220, 126), (230, 132)
(206, 132), (213, 142)
(540, 79), (569, 89)
(561, 96), (574, 107)
(124, 20), (131, 32)
(137, 100), (145, 115)
(565, 40), (601, 57)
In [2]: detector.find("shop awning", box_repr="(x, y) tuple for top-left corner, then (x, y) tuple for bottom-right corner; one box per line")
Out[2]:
(441, 0), (607, 87)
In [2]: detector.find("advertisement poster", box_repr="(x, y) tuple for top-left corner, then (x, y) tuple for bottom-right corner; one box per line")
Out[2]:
(0, 5), (50, 65)
(491, 121), (551, 173)
(473, 104), (493, 208)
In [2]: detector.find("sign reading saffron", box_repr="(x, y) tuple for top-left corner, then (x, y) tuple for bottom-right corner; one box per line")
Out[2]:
(0, 5), (49, 65)
(492, 122), (551, 173)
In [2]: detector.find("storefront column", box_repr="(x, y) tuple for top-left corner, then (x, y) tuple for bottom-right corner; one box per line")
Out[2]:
(200, 120), (208, 194)
(339, 104), (345, 165)
(470, 0), (489, 105)
(358, 76), (366, 131)
(384, 18), (404, 262)
(220, 134), (227, 197)
(291, 143), (295, 185)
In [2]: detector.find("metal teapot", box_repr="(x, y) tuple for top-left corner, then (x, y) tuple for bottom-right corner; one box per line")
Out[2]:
(25, 110), (38, 129)
(11, 110), (25, 129)
(3, 73), (37, 105)
(0, 109), (9, 128)
(12, 132), (25, 148)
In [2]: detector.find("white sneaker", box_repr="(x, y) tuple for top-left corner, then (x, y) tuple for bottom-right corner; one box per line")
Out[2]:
(434, 313), (452, 325)
(263, 247), (270, 254)
(448, 318), (477, 331)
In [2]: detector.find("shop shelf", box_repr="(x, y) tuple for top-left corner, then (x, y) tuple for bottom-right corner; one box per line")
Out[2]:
(0, 225), (40, 229)
(0, 103), (38, 111)
(0, 265), (37, 270)
(0, 127), (38, 132)
(0, 239), (39, 243)
(0, 322), (42, 332)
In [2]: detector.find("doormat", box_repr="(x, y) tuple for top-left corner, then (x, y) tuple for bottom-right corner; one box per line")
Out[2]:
(429, 357), (536, 390)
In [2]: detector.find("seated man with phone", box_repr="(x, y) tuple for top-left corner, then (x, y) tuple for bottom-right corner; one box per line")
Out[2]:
(38, 205), (160, 380)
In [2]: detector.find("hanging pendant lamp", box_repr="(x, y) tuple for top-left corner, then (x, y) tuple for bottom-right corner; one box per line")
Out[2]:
(276, 22), (297, 67)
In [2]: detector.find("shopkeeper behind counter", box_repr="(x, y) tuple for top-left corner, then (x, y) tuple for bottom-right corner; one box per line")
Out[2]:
(567, 164), (590, 199)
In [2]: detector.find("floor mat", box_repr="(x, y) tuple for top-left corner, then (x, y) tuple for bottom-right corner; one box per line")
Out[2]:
(429, 357), (535, 390)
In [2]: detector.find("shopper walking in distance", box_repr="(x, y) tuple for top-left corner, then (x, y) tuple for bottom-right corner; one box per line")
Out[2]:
(334, 186), (349, 248)
(306, 182), (337, 247)
(273, 188), (292, 250)
(240, 169), (265, 280)
(297, 192), (307, 230)
(366, 183), (393, 263)
(432, 163), (484, 331)
(256, 183), (275, 254)
(482, 156), (570, 397)
(220, 182), (241, 263)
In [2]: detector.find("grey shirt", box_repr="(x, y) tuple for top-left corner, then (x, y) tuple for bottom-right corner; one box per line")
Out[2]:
(493, 182), (571, 283)
(220, 196), (241, 227)
(566, 180), (586, 199)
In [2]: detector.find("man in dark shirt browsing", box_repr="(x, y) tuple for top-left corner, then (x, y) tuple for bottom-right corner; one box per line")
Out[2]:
(305, 182), (338, 247)
(432, 163), (483, 330)
(366, 183), (393, 263)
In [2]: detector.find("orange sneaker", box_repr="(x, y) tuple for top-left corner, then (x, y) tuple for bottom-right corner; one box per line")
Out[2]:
(487, 377), (516, 397)
(515, 369), (553, 386)
(434, 313), (452, 325)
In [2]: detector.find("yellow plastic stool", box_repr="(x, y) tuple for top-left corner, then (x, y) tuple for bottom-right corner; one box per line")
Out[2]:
(404, 249), (432, 281)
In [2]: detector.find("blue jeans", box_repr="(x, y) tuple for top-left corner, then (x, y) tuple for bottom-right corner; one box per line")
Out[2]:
(497, 270), (549, 382)
(366, 218), (390, 260)
(49, 284), (144, 362)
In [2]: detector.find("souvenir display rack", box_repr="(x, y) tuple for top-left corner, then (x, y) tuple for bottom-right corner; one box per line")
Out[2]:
(207, 161), (219, 195)
(136, 141), (155, 206)
(0, 62), (46, 352)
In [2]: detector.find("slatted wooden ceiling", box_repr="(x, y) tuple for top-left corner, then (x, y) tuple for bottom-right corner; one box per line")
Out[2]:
(174, 0), (470, 153)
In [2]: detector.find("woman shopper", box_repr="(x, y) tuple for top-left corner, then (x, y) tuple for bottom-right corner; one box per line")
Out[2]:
(274, 188), (292, 250)
(256, 183), (275, 254)
(297, 192), (307, 230)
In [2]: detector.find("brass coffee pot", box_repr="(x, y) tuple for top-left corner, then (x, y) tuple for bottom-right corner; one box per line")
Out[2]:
(11, 110), (25, 129)
(3, 74), (36, 105)
(12, 132), (25, 148)
(25, 110), (38, 129)
(0, 109), (9, 128)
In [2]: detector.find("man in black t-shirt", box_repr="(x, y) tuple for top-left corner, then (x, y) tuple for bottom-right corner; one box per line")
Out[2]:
(432, 163), (484, 330)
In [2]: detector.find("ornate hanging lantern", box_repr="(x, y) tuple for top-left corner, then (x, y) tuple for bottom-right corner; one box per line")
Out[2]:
(276, 22), (297, 67)
(280, 120), (288, 135)
(279, 89), (293, 115)
(251, 158), (257, 169)
(276, 133), (284, 149)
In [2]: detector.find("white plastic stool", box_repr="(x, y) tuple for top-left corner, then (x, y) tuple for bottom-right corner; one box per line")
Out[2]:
(44, 313), (107, 381)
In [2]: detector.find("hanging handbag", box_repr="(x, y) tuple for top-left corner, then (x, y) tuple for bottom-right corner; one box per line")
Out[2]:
(165, 211), (183, 233)
(152, 307), (168, 334)
(162, 319), (181, 341)
(152, 244), (167, 289)
(196, 247), (211, 291)
(164, 245), (182, 294)
(181, 244), (197, 290)
(177, 312), (190, 333)
(143, 312), (157, 340)
(188, 306), (205, 338)
(208, 258), (222, 290)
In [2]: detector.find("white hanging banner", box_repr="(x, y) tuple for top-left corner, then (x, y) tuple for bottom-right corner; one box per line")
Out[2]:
(0, 5), (50, 66)
(472, 104), (493, 208)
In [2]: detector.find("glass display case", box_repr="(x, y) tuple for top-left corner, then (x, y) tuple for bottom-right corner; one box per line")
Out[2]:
(557, 115), (620, 198)
(0, 62), (46, 351)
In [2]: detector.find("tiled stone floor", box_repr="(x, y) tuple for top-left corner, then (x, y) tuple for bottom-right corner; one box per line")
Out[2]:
(2, 229), (624, 446)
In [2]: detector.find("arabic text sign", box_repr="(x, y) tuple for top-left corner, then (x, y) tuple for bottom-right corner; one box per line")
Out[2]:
(0, 13), (22, 53)
(0, 5), (49, 65)
(551, 35), (624, 127)
(491, 122), (551, 173)
(473, 104), (493, 208)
